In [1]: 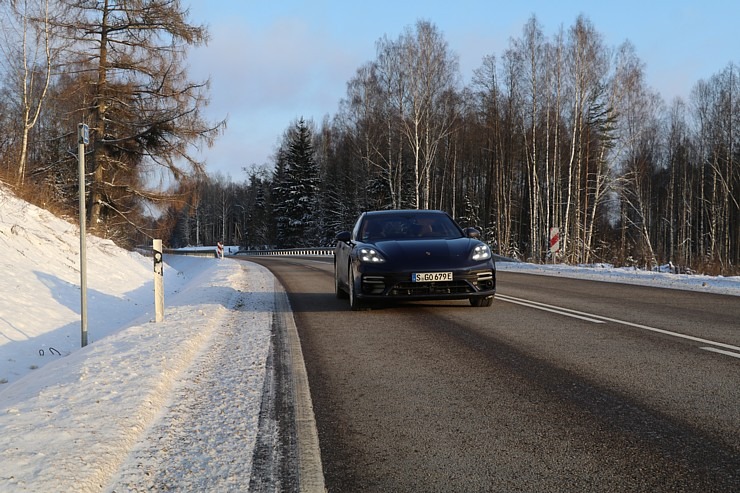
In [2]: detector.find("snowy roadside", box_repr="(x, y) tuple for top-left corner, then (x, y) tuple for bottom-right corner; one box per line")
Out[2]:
(496, 260), (740, 297)
(0, 258), (274, 492)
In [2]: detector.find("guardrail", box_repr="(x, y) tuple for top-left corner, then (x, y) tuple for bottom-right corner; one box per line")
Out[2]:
(138, 246), (515, 262)
(235, 248), (334, 257)
(165, 248), (220, 258)
(136, 246), (334, 258)
(135, 247), (219, 258)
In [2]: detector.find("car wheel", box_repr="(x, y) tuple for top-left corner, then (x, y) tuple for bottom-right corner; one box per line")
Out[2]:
(335, 264), (348, 299)
(348, 264), (365, 311)
(470, 296), (493, 307)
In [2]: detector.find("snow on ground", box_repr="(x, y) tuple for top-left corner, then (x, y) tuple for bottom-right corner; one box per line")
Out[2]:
(0, 183), (738, 491)
(496, 259), (740, 297)
(0, 186), (274, 491)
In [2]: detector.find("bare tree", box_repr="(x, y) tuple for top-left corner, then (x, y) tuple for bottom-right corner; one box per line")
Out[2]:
(340, 62), (400, 208)
(378, 20), (460, 209)
(543, 27), (566, 262)
(471, 54), (515, 255)
(374, 33), (411, 208)
(562, 15), (610, 262)
(690, 63), (739, 271)
(0, 0), (61, 185)
(514, 15), (546, 260)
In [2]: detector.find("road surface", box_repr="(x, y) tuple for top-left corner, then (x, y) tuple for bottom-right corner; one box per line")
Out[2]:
(243, 256), (740, 492)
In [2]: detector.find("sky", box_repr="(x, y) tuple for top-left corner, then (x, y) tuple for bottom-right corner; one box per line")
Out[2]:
(182, 0), (739, 181)
(1, 183), (739, 489)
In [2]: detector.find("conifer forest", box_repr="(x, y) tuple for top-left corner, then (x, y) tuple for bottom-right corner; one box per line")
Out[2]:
(0, 2), (737, 274)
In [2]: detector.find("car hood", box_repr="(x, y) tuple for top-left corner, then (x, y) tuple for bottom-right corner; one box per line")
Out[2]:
(369, 238), (480, 270)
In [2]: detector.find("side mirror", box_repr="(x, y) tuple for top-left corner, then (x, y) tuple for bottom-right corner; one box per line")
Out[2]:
(464, 227), (481, 239)
(335, 231), (351, 243)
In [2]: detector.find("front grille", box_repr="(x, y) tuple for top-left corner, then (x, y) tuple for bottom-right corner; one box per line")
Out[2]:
(390, 280), (473, 296)
(361, 270), (494, 297)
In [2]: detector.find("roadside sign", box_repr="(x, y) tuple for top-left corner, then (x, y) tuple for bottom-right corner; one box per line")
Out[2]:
(549, 227), (561, 254)
(78, 123), (89, 145)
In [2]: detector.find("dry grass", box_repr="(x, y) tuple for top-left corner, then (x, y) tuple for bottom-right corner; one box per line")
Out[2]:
(692, 259), (739, 277)
(0, 168), (75, 222)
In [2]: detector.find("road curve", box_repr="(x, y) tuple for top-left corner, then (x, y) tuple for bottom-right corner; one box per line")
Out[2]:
(242, 256), (740, 492)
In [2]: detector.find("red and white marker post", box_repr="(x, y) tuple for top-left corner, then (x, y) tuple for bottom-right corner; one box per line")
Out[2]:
(549, 227), (561, 261)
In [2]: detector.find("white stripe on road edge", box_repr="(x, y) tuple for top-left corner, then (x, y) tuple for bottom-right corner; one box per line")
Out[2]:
(497, 294), (606, 323)
(701, 347), (740, 359)
(496, 294), (740, 355)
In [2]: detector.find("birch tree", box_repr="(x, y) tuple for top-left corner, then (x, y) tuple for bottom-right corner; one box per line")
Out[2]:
(516, 15), (546, 260)
(340, 62), (400, 208)
(562, 15), (610, 262)
(471, 54), (513, 254)
(691, 63), (739, 270)
(379, 20), (460, 209)
(0, 0), (60, 185)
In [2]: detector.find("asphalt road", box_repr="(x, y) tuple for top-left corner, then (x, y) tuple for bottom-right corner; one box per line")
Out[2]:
(243, 256), (740, 492)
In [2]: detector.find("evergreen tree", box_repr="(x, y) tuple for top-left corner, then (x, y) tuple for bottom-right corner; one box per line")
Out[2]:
(271, 145), (291, 248)
(280, 118), (321, 247)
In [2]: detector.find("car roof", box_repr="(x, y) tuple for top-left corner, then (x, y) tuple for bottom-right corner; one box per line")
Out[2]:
(363, 209), (447, 217)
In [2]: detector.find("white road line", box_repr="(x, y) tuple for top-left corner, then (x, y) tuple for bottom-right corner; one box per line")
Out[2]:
(497, 294), (740, 354)
(496, 294), (605, 324)
(581, 313), (740, 353)
(701, 347), (740, 359)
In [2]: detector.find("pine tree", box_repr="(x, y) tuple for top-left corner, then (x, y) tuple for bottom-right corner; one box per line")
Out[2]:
(271, 146), (291, 248)
(280, 118), (320, 247)
(270, 118), (321, 248)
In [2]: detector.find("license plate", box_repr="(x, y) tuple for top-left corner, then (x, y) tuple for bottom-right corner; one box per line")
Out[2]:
(412, 272), (453, 282)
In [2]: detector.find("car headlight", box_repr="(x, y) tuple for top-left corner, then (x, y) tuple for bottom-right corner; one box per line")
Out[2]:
(471, 244), (491, 261)
(359, 247), (385, 263)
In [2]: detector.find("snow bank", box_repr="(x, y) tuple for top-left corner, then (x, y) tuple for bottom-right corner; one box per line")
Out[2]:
(0, 257), (273, 492)
(0, 186), (275, 490)
(496, 261), (740, 297)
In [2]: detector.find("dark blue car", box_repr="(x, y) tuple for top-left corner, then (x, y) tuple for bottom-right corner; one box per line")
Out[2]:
(334, 210), (496, 310)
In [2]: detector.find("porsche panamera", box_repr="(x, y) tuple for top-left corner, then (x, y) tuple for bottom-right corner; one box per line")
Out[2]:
(334, 210), (496, 310)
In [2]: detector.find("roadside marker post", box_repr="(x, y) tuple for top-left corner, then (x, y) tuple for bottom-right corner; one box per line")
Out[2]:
(549, 227), (561, 262)
(153, 239), (164, 322)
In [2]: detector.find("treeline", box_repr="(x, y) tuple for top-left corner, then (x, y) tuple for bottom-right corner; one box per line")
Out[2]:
(1, 5), (737, 274)
(170, 16), (738, 274)
(0, 0), (221, 247)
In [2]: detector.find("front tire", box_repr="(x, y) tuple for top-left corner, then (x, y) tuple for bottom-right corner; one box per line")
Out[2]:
(335, 264), (348, 299)
(348, 264), (365, 311)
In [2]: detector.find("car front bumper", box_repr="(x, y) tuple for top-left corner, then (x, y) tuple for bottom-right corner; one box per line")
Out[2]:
(357, 268), (496, 301)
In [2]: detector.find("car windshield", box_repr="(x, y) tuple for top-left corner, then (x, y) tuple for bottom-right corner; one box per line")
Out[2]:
(359, 213), (463, 241)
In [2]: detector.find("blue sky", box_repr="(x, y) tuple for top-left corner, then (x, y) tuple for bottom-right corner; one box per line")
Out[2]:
(185, 0), (738, 181)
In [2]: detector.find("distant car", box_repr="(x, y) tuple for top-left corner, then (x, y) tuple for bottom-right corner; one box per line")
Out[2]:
(334, 209), (496, 310)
